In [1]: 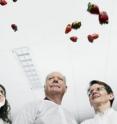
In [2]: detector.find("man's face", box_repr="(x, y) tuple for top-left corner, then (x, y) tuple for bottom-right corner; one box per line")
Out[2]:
(88, 84), (113, 106)
(44, 72), (67, 96)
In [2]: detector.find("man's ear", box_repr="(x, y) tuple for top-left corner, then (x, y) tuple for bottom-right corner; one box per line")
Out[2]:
(109, 93), (114, 100)
(44, 84), (46, 89)
(65, 85), (67, 92)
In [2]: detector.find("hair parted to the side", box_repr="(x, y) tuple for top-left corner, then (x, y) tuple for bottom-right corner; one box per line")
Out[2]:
(88, 80), (114, 106)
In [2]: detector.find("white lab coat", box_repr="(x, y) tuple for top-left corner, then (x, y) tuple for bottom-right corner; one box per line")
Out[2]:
(0, 119), (8, 124)
(0, 119), (4, 124)
(13, 99), (78, 124)
(81, 108), (117, 124)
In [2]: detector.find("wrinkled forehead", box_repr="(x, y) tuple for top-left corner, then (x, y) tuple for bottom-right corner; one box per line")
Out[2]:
(46, 72), (66, 81)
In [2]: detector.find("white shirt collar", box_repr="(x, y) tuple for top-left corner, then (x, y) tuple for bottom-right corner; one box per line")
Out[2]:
(95, 108), (113, 117)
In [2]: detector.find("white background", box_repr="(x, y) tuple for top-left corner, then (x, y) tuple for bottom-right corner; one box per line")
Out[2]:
(0, 0), (117, 123)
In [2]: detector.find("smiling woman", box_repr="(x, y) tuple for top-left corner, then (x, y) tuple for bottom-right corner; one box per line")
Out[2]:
(0, 84), (12, 124)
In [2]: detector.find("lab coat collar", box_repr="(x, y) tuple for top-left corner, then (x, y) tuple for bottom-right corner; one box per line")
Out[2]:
(95, 108), (113, 117)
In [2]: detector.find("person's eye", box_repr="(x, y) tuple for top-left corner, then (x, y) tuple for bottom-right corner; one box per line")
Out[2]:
(97, 88), (101, 91)
(0, 90), (4, 95)
(88, 90), (93, 96)
(48, 77), (53, 80)
(58, 78), (63, 81)
(90, 90), (93, 94)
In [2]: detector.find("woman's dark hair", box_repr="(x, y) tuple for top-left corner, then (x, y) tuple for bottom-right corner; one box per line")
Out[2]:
(0, 84), (12, 124)
(88, 80), (114, 106)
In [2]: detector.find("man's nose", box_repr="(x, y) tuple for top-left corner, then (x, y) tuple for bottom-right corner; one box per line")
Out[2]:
(89, 89), (97, 96)
(53, 78), (58, 83)
(91, 89), (99, 95)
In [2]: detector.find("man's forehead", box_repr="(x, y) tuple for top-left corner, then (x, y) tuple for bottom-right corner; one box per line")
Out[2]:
(89, 84), (104, 89)
(47, 72), (64, 78)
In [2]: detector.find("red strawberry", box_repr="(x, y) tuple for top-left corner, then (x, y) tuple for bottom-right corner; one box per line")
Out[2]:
(70, 36), (78, 42)
(88, 35), (94, 42)
(0, 0), (7, 6)
(87, 33), (99, 43)
(99, 11), (109, 24)
(72, 21), (81, 30)
(87, 2), (100, 15)
(11, 24), (18, 32)
(13, 0), (17, 2)
(92, 33), (99, 39)
(65, 24), (72, 34)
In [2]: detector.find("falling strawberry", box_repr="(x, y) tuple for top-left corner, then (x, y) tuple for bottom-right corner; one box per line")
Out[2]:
(87, 33), (99, 43)
(99, 11), (109, 24)
(72, 21), (81, 30)
(0, 0), (7, 6)
(65, 24), (72, 34)
(11, 24), (18, 32)
(70, 36), (78, 42)
(87, 2), (100, 15)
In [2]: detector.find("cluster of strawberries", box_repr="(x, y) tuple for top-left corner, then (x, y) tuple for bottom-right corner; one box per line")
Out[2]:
(0, 0), (18, 32)
(65, 2), (109, 43)
(0, 0), (17, 5)
(65, 21), (81, 42)
(87, 2), (108, 24)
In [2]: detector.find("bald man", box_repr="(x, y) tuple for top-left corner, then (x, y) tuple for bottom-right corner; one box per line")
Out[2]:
(13, 72), (78, 124)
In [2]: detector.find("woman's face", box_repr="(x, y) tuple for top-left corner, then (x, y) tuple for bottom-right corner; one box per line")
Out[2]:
(0, 87), (5, 105)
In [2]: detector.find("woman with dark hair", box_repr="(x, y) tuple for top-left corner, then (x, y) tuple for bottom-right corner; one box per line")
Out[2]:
(0, 84), (12, 124)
